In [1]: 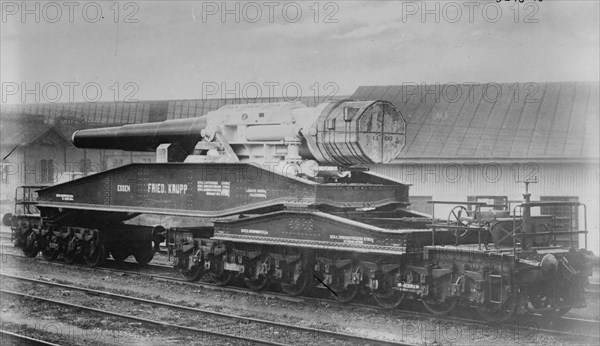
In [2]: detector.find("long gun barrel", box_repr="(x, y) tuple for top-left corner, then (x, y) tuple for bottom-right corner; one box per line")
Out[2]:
(72, 117), (208, 153)
(72, 100), (406, 166)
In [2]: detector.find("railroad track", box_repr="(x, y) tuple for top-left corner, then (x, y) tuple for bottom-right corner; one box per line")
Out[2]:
(2, 251), (599, 342)
(0, 273), (411, 346)
(0, 329), (62, 346)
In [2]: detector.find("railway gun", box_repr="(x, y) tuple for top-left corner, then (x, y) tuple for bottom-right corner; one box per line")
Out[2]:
(6, 100), (596, 322)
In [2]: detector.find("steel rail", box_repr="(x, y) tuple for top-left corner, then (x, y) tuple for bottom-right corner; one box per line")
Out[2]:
(0, 274), (413, 346)
(0, 329), (63, 346)
(1, 289), (287, 346)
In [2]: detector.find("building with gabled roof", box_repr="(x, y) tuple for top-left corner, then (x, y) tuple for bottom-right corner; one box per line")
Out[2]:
(352, 81), (599, 253)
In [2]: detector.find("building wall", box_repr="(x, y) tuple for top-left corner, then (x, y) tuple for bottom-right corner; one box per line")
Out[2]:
(371, 161), (600, 254)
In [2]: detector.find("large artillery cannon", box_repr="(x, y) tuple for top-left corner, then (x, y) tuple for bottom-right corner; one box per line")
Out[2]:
(73, 100), (406, 167)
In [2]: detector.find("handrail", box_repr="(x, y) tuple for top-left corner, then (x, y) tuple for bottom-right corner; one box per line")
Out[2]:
(428, 198), (588, 254)
(427, 200), (486, 205)
(511, 202), (587, 255)
(514, 230), (588, 237)
(427, 224), (485, 230)
(521, 201), (582, 207)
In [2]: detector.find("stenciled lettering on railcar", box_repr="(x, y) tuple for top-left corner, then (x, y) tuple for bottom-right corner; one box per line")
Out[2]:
(55, 193), (74, 201)
(330, 235), (375, 244)
(117, 184), (131, 192)
(147, 183), (189, 194)
(197, 181), (230, 197)
(246, 188), (267, 198)
(241, 228), (268, 235)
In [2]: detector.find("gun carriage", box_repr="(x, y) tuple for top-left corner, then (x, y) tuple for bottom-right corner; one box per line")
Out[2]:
(7, 100), (595, 322)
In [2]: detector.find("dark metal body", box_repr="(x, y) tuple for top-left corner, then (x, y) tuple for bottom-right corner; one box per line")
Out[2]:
(7, 100), (595, 322)
(36, 163), (410, 219)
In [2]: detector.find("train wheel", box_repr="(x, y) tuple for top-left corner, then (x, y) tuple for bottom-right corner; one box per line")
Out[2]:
(110, 246), (128, 265)
(210, 254), (234, 286)
(329, 260), (360, 303)
(41, 234), (58, 261)
(62, 236), (78, 264)
(372, 269), (405, 309)
(41, 247), (58, 261)
(530, 292), (571, 317)
(373, 290), (405, 309)
(423, 297), (459, 316)
(83, 242), (106, 267)
(476, 295), (518, 323)
(181, 265), (204, 281)
(333, 284), (359, 303)
(244, 275), (270, 291)
(133, 242), (154, 265)
(244, 256), (270, 291)
(281, 258), (313, 296)
(178, 249), (204, 281)
(211, 271), (234, 286)
(22, 231), (39, 258)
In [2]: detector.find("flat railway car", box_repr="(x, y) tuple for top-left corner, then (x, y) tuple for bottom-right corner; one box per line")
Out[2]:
(7, 100), (596, 322)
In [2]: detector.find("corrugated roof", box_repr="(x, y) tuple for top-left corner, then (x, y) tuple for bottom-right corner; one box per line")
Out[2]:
(352, 82), (599, 161)
(0, 96), (342, 125)
(0, 123), (64, 160)
(1, 122), (53, 148)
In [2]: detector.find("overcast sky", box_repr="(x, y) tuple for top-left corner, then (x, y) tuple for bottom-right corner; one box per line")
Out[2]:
(1, 0), (599, 103)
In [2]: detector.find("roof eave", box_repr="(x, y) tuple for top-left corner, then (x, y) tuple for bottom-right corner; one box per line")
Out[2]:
(389, 157), (600, 164)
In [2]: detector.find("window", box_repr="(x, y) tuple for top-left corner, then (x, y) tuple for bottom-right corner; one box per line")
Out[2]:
(1, 163), (9, 183)
(79, 159), (91, 172)
(467, 196), (508, 211)
(540, 196), (579, 248)
(40, 159), (54, 183)
(410, 196), (433, 215)
(48, 159), (54, 183)
(41, 159), (47, 183)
